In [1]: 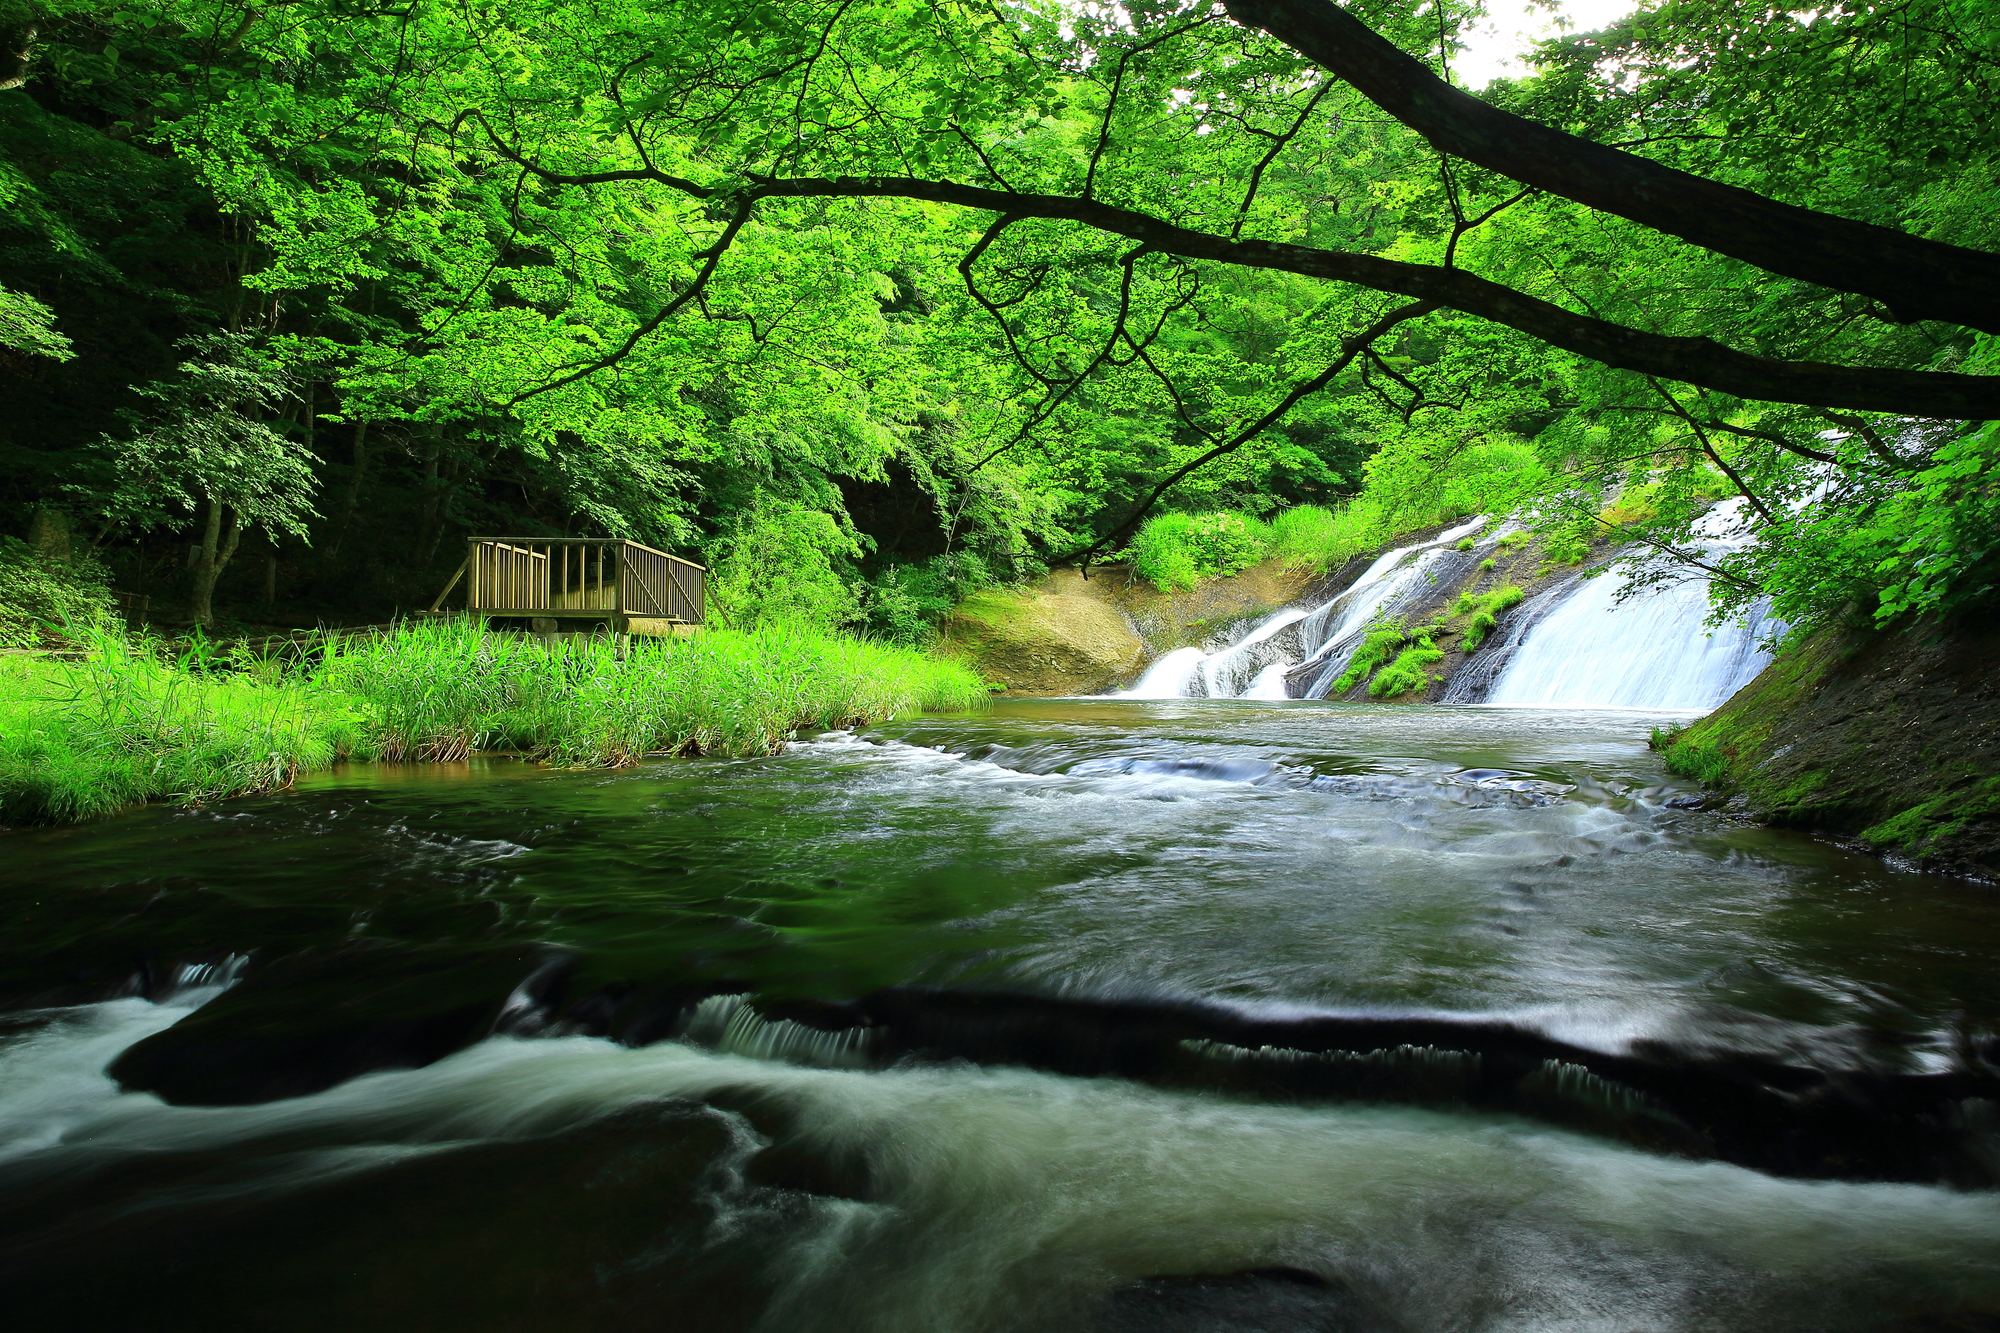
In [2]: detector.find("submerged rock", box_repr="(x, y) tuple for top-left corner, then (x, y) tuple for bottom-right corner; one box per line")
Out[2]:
(1096, 1268), (1393, 1333)
(108, 941), (558, 1105)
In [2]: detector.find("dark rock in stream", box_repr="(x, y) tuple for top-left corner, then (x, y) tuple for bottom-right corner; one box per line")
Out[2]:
(0, 1100), (767, 1333)
(109, 940), (567, 1105)
(1096, 1268), (1394, 1333)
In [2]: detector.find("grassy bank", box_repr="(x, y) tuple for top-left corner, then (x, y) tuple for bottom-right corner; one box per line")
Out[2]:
(1648, 621), (2000, 876)
(0, 620), (987, 825)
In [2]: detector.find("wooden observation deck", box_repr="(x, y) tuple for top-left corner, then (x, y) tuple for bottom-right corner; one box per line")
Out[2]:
(432, 538), (706, 635)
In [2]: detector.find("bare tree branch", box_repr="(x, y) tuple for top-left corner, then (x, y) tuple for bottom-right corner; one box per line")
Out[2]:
(1231, 79), (1335, 239)
(1646, 378), (1778, 526)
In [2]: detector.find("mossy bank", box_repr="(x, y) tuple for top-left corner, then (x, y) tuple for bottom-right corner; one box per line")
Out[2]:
(1652, 620), (2000, 879)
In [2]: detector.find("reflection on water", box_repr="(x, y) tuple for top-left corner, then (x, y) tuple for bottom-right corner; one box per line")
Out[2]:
(3, 700), (1999, 1330)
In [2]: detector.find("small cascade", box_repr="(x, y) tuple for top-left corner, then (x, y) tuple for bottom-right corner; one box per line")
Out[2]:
(1116, 516), (1501, 700)
(1483, 503), (1780, 709)
(1289, 515), (1496, 698)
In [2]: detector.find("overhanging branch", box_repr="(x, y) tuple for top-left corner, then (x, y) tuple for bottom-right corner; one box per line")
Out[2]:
(1221, 0), (2000, 334)
(455, 122), (2000, 419)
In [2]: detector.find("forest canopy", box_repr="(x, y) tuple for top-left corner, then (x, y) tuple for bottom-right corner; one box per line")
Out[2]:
(1, 0), (1994, 638)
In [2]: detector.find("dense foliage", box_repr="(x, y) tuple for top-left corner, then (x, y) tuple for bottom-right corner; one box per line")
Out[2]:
(0, 0), (1992, 640)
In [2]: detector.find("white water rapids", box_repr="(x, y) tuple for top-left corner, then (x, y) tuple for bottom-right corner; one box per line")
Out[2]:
(7, 702), (2000, 1331)
(1120, 510), (1777, 709)
(8, 984), (2000, 1333)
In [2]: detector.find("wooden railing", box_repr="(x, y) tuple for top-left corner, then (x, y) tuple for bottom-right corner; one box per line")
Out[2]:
(619, 541), (704, 623)
(439, 539), (706, 629)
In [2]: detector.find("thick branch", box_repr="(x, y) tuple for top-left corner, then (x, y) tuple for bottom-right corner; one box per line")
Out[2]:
(1701, 419), (1840, 467)
(462, 134), (2000, 418)
(1818, 410), (1916, 470)
(1222, 0), (2000, 334)
(740, 176), (2000, 419)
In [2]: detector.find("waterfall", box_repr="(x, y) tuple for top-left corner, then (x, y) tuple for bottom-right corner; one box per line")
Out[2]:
(1483, 501), (1780, 709)
(1110, 505), (1778, 709)
(1116, 515), (1499, 700)
(1482, 572), (1778, 709)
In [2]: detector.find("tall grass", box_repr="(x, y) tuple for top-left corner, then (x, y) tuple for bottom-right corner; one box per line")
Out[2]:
(0, 629), (376, 823)
(0, 620), (986, 825)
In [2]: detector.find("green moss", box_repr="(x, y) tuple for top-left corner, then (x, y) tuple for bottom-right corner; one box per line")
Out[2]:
(950, 587), (1033, 630)
(1332, 620), (1409, 695)
(1370, 637), (1445, 698)
(1651, 724), (1736, 787)
(1766, 769), (1829, 811)
(1860, 775), (2000, 855)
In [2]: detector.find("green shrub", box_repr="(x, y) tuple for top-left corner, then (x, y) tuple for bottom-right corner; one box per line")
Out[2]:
(861, 552), (990, 648)
(1478, 557), (1497, 571)
(708, 507), (864, 631)
(0, 538), (116, 647)
(1650, 723), (1735, 787)
(1128, 510), (1272, 591)
(1455, 537), (1475, 551)
(1268, 502), (1385, 573)
(1332, 619), (1409, 694)
(1460, 585), (1525, 650)
(1370, 635), (1445, 698)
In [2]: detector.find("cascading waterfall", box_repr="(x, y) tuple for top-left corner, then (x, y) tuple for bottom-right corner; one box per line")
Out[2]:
(1481, 571), (1778, 708)
(1483, 502), (1779, 709)
(1117, 515), (1499, 701)
(1112, 504), (1780, 710)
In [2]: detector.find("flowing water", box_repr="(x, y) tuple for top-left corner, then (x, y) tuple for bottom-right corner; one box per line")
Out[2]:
(1128, 512), (1778, 708)
(4, 701), (2000, 1331)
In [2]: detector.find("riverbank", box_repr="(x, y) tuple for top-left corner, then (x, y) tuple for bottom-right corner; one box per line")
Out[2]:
(1652, 617), (2000, 879)
(0, 620), (987, 825)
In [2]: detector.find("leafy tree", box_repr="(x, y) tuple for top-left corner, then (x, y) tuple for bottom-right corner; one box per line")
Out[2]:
(85, 333), (316, 624)
(0, 282), (67, 360)
(0, 0), (1992, 643)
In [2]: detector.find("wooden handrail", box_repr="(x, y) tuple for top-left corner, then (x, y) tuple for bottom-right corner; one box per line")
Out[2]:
(460, 538), (704, 622)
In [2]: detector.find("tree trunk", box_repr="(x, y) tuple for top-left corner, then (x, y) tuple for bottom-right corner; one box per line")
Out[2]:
(327, 418), (370, 560)
(189, 499), (243, 627)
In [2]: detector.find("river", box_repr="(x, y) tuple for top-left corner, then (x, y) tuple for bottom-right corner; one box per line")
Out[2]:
(4, 700), (1999, 1331)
